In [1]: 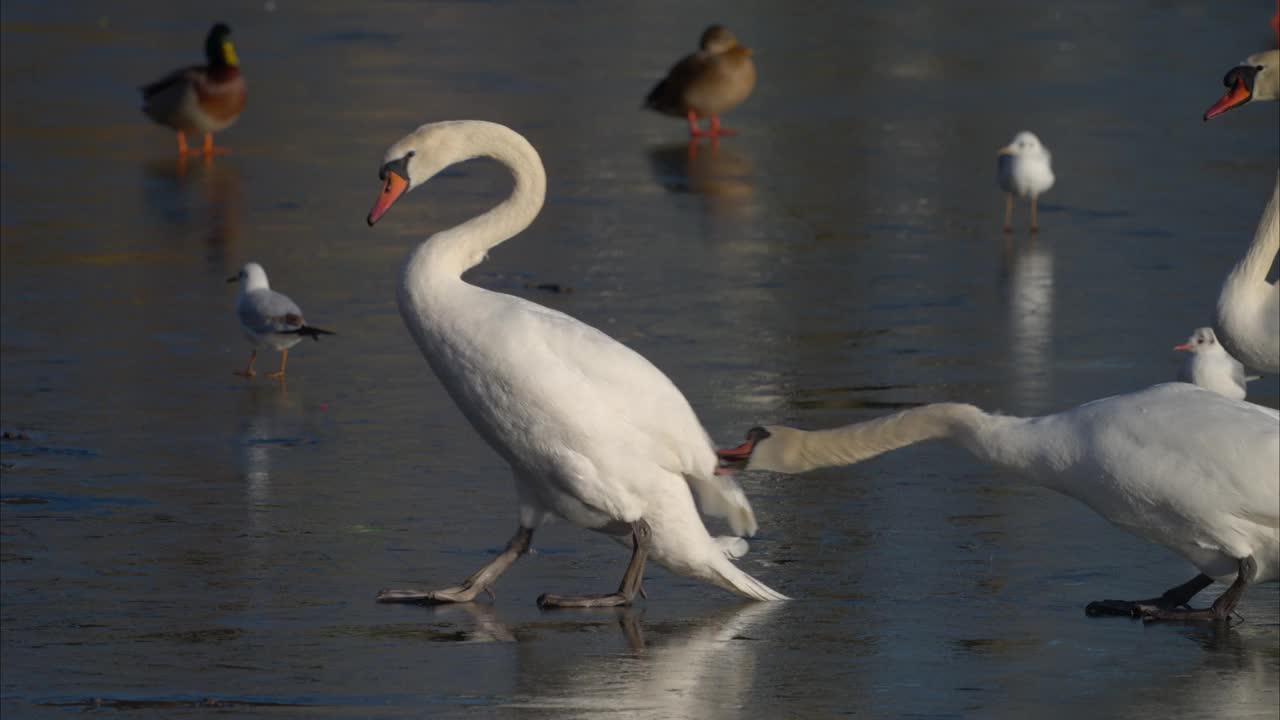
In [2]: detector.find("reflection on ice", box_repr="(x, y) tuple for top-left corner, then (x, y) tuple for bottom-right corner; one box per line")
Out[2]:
(507, 602), (782, 718)
(1001, 236), (1055, 413)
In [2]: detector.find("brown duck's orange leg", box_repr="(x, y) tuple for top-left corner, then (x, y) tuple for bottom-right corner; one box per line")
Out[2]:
(708, 115), (738, 137)
(176, 131), (189, 155)
(685, 110), (705, 137)
(234, 349), (257, 377)
(201, 132), (230, 156)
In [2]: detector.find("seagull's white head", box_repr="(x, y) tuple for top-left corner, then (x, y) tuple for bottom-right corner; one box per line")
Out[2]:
(1173, 326), (1221, 354)
(229, 261), (269, 291)
(998, 131), (1047, 158)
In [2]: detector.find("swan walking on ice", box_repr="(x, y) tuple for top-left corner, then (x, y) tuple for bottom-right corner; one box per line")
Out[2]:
(366, 120), (785, 607)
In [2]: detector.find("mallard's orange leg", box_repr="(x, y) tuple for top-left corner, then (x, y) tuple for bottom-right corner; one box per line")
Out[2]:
(176, 131), (190, 155)
(234, 350), (257, 377)
(708, 115), (737, 136)
(1003, 193), (1014, 233)
(201, 132), (230, 156)
(267, 349), (288, 380)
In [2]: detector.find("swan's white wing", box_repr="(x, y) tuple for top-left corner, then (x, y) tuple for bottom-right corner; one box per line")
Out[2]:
(1047, 384), (1279, 571)
(441, 291), (756, 534)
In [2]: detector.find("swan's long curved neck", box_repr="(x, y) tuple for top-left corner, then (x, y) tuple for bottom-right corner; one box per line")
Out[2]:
(405, 125), (547, 288)
(1222, 177), (1280, 300)
(751, 403), (999, 474)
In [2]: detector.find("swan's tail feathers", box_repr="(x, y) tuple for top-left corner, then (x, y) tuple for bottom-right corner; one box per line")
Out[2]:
(709, 557), (788, 602)
(714, 535), (749, 559)
(686, 471), (758, 537)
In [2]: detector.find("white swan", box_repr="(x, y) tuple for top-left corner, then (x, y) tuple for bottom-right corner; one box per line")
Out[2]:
(365, 120), (785, 607)
(717, 383), (1279, 621)
(1214, 177), (1279, 374)
(996, 131), (1054, 233)
(1174, 327), (1255, 401)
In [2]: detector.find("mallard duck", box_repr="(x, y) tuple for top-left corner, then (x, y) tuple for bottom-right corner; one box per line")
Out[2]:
(141, 23), (247, 156)
(644, 25), (755, 138)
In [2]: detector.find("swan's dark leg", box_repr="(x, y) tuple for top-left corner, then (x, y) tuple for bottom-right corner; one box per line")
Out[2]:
(1085, 572), (1214, 617)
(538, 520), (650, 609)
(1138, 557), (1256, 622)
(377, 526), (533, 604)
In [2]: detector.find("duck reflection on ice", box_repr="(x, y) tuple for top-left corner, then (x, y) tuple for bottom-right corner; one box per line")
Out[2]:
(647, 138), (755, 220)
(141, 155), (241, 267)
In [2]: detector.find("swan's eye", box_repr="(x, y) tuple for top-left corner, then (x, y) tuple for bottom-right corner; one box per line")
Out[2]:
(406, 151), (416, 158)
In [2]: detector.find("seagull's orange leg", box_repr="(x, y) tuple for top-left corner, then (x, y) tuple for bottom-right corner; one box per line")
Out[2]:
(234, 350), (257, 377)
(267, 349), (288, 380)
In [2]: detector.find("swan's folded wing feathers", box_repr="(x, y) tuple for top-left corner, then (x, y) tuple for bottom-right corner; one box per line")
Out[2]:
(1081, 385), (1278, 537)
(497, 296), (757, 532)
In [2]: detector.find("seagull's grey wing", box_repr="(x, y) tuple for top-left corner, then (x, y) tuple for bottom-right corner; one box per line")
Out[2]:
(1229, 359), (1251, 390)
(239, 289), (305, 335)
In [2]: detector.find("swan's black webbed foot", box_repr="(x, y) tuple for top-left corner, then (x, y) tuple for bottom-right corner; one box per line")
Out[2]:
(1138, 557), (1256, 623)
(1085, 572), (1214, 618)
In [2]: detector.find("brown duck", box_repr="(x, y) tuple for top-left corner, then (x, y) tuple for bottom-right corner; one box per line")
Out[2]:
(141, 23), (247, 156)
(645, 25), (755, 137)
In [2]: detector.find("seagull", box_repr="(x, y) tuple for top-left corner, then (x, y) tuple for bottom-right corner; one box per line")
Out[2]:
(1175, 327), (1256, 401)
(227, 262), (333, 380)
(997, 131), (1055, 233)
